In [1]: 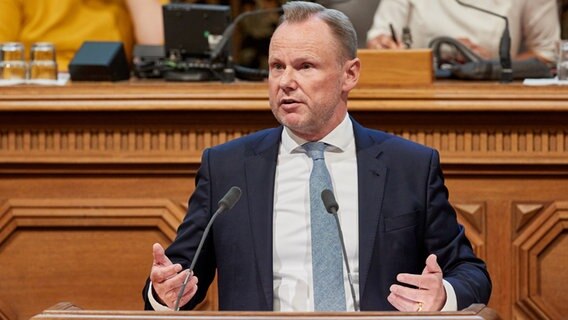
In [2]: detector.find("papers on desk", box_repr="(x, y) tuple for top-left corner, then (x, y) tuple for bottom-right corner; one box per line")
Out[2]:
(0, 73), (70, 86)
(523, 77), (568, 86)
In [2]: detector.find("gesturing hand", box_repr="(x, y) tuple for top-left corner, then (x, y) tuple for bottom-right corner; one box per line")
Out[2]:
(149, 243), (199, 309)
(388, 254), (446, 312)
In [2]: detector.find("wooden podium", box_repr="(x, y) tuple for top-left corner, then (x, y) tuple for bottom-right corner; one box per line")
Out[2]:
(30, 302), (500, 320)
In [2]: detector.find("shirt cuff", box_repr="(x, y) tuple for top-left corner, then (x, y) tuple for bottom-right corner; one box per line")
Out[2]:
(148, 281), (173, 311)
(440, 279), (458, 311)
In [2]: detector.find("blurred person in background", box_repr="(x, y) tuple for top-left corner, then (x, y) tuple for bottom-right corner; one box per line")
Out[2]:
(0, 0), (167, 71)
(366, 0), (560, 63)
(325, 0), (381, 48)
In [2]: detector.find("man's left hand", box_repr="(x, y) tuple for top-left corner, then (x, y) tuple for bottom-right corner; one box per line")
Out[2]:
(387, 254), (446, 312)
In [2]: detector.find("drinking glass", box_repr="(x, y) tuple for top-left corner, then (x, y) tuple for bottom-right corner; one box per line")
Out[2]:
(29, 42), (58, 80)
(0, 42), (27, 80)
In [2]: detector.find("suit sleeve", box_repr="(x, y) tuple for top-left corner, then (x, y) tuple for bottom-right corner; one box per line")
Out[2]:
(143, 148), (217, 310)
(424, 150), (492, 309)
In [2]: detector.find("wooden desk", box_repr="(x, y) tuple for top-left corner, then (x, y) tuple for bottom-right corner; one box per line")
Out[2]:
(30, 302), (500, 320)
(0, 81), (567, 320)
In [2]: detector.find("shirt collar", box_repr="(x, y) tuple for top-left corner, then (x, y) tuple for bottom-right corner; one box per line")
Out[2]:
(281, 113), (353, 154)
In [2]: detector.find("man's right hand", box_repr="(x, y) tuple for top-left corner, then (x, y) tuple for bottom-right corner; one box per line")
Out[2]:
(149, 243), (199, 309)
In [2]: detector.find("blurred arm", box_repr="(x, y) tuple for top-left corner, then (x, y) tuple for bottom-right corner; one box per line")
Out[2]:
(366, 0), (410, 48)
(519, 0), (560, 62)
(125, 0), (164, 44)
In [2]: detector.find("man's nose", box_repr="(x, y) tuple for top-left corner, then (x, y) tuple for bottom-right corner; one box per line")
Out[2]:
(279, 67), (298, 90)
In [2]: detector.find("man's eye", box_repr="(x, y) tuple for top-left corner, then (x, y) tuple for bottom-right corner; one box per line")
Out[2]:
(301, 63), (313, 69)
(272, 63), (284, 70)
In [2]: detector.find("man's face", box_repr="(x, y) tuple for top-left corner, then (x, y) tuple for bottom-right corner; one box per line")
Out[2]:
(268, 17), (359, 141)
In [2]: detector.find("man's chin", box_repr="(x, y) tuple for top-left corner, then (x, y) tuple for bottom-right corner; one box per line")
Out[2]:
(277, 113), (305, 128)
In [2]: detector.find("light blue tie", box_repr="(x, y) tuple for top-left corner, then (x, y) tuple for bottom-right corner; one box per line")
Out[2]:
(303, 142), (346, 311)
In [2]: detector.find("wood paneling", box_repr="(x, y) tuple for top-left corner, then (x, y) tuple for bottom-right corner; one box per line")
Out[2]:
(1, 81), (567, 320)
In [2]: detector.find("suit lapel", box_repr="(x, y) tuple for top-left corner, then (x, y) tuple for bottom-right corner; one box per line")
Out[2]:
(353, 121), (387, 300)
(244, 127), (282, 310)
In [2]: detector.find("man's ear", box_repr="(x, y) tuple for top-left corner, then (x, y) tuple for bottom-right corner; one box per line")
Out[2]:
(342, 57), (361, 92)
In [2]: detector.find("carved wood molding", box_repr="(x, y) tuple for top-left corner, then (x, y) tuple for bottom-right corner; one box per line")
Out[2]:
(0, 198), (186, 245)
(385, 128), (568, 165)
(512, 201), (568, 320)
(512, 203), (546, 237)
(1, 127), (567, 165)
(453, 203), (486, 259)
(0, 128), (257, 163)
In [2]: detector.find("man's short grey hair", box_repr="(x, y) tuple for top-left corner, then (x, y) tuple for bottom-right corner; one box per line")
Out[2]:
(279, 1), (358, 61)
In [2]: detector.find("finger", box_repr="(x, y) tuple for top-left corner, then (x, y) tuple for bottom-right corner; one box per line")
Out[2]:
(423, 254), (442, 274)
(150, 263), (183, 284)
(378, 36), (397, 49)
(390, 283), (423, 302)
(178, 284), (198, 309)
(161, 270), (194, 304)
(182, 277), (198, 300)
(152, 243), (172, 266)
(396, 273), (423, 289)
(399, 272), (443, 292)
(387, 292), (419, 312)
(167, 273), (199, 308)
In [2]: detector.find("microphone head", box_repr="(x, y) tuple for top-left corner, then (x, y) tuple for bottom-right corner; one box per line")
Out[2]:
(218, 186), (242, 210)
(321, 189), (339, 214)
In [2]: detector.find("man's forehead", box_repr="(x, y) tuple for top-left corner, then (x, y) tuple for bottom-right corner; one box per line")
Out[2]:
(270, 18), (331, 48)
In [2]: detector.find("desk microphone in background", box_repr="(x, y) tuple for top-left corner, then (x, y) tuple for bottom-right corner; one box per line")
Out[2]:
(209, 0), (352, 80)
(173, 186), (242, 311)
(455, 0), (512, 83)
(321, 189), (360, 311)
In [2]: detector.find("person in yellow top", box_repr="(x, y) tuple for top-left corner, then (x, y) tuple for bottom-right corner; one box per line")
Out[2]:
(0, 0), (166, 71)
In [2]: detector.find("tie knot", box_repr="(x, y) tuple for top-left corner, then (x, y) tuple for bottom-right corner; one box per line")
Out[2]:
(303, 142), (327, 160)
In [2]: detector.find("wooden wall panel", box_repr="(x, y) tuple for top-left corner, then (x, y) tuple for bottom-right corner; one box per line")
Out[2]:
(512, 202), (568, 319)
(1, 81), (568, 320)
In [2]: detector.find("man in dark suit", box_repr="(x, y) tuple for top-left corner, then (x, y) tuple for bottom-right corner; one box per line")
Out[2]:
(143, 1), (491, 312)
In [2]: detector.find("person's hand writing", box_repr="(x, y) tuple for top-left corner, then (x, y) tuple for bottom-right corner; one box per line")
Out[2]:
(367, 34), (404, 50)
(388, 254), (446, 312)
(150, 243), (198, 309)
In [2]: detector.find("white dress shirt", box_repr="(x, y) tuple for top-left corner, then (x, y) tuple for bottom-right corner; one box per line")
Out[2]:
(273, 114), (359, 311)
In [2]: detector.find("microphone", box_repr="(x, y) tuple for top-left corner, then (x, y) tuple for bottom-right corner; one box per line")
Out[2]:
(321, 189), (360, 311)
(210, 7), (283, 63)
(455, 0), (512, 83)
(173, 186), (242, 311)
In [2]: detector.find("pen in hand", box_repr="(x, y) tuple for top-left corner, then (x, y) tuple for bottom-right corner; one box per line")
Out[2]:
(389, 23), (399, 46)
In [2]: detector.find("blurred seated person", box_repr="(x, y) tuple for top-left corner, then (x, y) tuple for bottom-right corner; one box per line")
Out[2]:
(0, 0), (166, 71)
(366, 0), (560, 63)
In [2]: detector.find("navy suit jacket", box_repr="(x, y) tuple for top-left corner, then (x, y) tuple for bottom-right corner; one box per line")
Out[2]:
(143, 120), (491, 311)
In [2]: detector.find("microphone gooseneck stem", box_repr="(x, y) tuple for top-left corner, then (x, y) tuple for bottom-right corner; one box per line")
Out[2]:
(330, 209), (360, 311)
(173, 204), (226, 311)
(173, 186), (241, 311)
(210, 7), (283, 62)
(455, 0), (512, 83)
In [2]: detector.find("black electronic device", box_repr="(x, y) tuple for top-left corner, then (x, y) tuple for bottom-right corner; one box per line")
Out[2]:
(133, 44), (166, 78)
(69, 41), (130, 81)
(162, 3), (232, 81)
